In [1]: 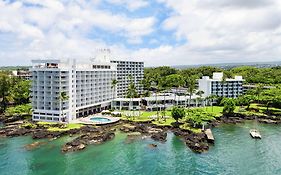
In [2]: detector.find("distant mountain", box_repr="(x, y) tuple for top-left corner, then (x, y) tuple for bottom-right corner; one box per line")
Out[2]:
(172, 61), (281, 69)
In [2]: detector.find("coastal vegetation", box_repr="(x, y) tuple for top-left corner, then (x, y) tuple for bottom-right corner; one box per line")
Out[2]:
(143, 66), (281, 90)
(0, 72), (31, 114)
(2, 66), (281, 153)
(5, 104), (32, 116)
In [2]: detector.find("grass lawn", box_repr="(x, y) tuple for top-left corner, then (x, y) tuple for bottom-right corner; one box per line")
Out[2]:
(37, 122), (84, 132)
(180, 123), (202, 133)
(47, 123), (84, 132)
(120, 110), (175, 126)
(152, 117), (176, 126)
(249, 103), (281, 113)
(202, 106), (224, 116)
(37, 121), (58, 125)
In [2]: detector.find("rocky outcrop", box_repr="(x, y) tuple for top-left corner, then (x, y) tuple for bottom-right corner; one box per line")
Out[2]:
(0, 115), (28, 124)
(24, 141), (47, 151)
(172, 128), (209, 153)
(61, 132), (115, 153)
(32, 129), (65, 139)
(6, 127), (32, 137)
(0, 125), (32, 137)
(120, 124), (137, 132)
(217, 113), (281, 125)
(218, 116), (244, 124)
(149, 128), (167, 142)
(258, 119), (279, 124)
(151, 132), (167, 142)
(80, 125), (101, 133)
(184, 132), (209, 153)
(119, 123), (153, 134)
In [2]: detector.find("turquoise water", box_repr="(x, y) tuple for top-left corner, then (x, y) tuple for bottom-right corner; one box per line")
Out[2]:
(90, 117), (111, 123)
(0, 122), (281, 175)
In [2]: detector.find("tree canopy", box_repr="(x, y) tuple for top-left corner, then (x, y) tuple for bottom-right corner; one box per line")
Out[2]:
(0, 72), (31, 113)
(171, 107), (186, 122)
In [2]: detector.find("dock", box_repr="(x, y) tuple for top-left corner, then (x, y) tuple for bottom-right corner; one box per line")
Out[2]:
(250, 129), (261, 139)
(205, 129), (215, 143)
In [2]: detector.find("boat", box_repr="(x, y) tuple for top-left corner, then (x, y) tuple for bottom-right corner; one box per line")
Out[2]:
(249, 129), (261, 139)
(249, 116), (261, 139)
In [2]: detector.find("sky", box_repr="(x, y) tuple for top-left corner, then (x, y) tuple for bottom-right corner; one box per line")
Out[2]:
(1, 0), (281, 67)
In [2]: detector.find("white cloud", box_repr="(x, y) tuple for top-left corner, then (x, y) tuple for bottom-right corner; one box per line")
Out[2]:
(106, 0), (149, 11)
(0, 0), (157, 66)
(1, 0), (281, 67)
(153, 0), (281, 65)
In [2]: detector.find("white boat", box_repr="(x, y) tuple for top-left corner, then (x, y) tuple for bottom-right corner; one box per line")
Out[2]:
(250, 116), (262, 139)
(250, 129), (261, 139)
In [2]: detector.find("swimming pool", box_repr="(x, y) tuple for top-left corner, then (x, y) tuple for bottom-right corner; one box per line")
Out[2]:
(90, 117), (111, 123)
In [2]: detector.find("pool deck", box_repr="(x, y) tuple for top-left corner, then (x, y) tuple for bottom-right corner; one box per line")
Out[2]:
(73, 115), (120, 125)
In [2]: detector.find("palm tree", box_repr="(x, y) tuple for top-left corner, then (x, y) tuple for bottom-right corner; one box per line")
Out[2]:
(221, 73), (227, 97)
(196, 90), (204, 107)
(161, 86), (168, 121)
(185, 76), (197, 108)
(208, 94), (218, 112)
(151, 81), (160, 120)
(111, 79), (118, 110)
(204, 96), (210, 111)
(255, 84), (263, 104)
(59, 91), (69, 122)
(127, 75), (137, 112)
(138, 94), (142, 117)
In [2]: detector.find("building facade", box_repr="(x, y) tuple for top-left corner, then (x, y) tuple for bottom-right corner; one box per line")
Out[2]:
(30, 55), (145, 123)
(110, 60), (144, 97)
(30, 59), (117, 123)
(112, 94), (203, 111)
(12, 69), (32, 80)
(198, 72), (244, 98)
(242, 84), (275, 94)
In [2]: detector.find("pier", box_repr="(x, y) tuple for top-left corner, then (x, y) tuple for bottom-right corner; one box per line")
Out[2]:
(205, 129), (215, 143)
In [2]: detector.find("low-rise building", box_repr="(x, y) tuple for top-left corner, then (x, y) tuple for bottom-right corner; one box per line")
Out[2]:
(12, 69), (32, 80)
(112, 94), (204, 111)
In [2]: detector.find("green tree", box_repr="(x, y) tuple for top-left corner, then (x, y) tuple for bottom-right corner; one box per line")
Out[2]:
(171, 106), (186, 123)
(151, 81), (161, 119)
(162, 74), (184, 106)
(157, 79), (169, 120)
(208, 94), (217, 112)
(221, 98), (236, 115)
(185, 75), (197, 108)
(221, 73), (227, 97)
(237, 95), (254, 110)
(254, 84), (263, 104)
(59, 91), (69, 122)
(11, 79), (31, 105)
(127, 75), (138, 112)
(111, 79), (118, 109)
(127, 76), (138, 98)
(196, 90), (204, 107)
(0, 72), (12, 113)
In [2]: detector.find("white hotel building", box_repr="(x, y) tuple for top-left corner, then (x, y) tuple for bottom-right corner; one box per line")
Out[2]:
(30, 55), (144, 123)
(198, 72), (244, 98)
(110, 60), (144, 97)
